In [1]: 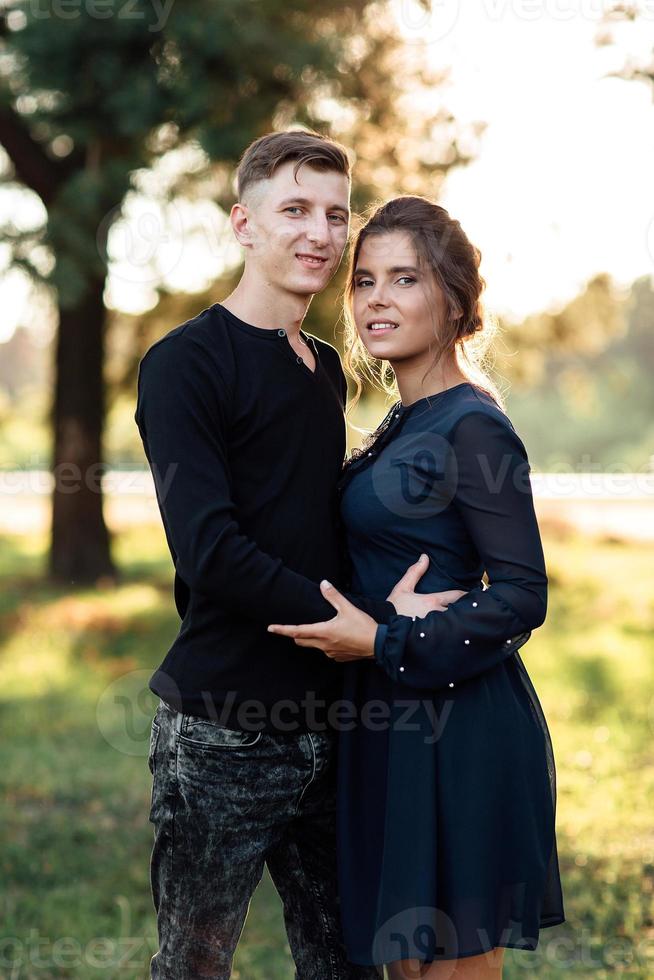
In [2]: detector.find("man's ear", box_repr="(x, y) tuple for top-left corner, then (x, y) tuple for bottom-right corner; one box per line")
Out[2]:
(230, 202), (254, 248)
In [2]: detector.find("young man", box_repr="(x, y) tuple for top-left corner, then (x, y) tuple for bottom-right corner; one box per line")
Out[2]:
(135, 130), (450, 980)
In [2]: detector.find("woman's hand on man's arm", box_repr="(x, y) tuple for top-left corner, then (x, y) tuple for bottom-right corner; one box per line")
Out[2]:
(266, 556), (468, 662)
(387, 554), (468, 618)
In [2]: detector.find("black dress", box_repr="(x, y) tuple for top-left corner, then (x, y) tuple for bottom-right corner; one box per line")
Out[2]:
(335, 382), (565, 966)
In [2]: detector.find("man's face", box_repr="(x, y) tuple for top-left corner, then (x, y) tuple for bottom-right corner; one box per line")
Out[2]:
(238, 161), (351, 297)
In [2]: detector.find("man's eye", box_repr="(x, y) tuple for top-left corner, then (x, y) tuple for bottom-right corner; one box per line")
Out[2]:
(328, 214), (347, 223)
(284, 207), (303, 215)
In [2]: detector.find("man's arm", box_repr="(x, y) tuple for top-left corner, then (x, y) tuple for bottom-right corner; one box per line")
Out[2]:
(135, 335), (395, 626)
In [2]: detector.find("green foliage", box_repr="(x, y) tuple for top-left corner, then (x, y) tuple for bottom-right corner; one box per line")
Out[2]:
(1, 0), (458, 301)
(0, 2), (367, 302)
(504, 274), (654, 469)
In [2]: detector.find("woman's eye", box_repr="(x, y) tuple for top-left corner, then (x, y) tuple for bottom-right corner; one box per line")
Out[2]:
(355, 278), (374, 288)
(397, 276), (416, 285)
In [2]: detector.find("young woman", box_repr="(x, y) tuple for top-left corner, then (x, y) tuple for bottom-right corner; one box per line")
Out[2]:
(269, 196), (566, 978)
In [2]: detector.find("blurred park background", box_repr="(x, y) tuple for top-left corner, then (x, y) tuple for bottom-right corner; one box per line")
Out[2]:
(1, 0), (654, 977)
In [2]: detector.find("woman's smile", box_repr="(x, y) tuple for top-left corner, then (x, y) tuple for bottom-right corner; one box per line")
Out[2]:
(367, 319), (399, 335)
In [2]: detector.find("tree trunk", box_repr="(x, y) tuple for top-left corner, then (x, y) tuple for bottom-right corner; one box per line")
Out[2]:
(48, 275), (116, 585)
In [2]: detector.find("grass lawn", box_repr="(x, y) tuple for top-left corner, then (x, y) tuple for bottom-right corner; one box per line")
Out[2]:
(0, 521), (653, 978)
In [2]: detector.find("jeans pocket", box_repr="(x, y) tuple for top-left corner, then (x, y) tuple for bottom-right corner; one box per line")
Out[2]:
(177, 714), (263, 752)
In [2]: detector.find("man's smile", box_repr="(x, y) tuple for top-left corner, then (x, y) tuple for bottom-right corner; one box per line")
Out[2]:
(296, 252), (329, 269)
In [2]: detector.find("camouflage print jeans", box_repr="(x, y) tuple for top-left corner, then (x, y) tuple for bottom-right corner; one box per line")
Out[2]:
(147, 699), (382, 980)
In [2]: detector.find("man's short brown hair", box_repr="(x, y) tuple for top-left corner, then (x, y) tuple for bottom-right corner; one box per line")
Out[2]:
(236, 129), (351, 201)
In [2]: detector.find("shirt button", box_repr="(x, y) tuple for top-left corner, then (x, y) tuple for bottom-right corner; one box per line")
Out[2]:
(277, 328), (286, 337)
(296, 356), (303, 364)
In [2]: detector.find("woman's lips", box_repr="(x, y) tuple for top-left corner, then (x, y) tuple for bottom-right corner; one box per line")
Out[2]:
(367, 321), (399, 336)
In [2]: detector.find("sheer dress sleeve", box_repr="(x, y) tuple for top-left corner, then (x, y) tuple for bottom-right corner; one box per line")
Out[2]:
(373, 410), (548, 690)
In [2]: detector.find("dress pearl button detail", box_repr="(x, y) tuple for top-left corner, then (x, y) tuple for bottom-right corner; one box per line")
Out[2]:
(419, 632), (425, 638)
(296, 356), (303, 364)
(464, 639), (470, 645)
(472, 602), (478, 607)
(399, 666), (405, 672)
(448, 682), (454, 687)
(506, 639), (511, 644)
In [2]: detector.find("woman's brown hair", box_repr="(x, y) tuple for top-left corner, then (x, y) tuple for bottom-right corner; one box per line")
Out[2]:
(342, 195), (505, 415)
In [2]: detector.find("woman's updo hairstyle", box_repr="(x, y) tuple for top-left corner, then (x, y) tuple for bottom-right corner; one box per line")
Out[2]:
(342, 195), (505, 413)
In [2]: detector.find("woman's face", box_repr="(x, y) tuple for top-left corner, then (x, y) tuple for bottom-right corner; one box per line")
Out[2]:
(351, 230), (449, 363)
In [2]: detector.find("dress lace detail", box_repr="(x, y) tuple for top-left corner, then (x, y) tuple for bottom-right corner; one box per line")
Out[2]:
(338, 401), (405, 494)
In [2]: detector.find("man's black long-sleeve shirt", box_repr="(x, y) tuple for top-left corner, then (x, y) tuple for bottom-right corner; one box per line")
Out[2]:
(134, 302), (395, 730)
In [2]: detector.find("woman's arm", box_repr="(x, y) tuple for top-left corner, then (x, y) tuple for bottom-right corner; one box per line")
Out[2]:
(372, 410), (547, 690)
